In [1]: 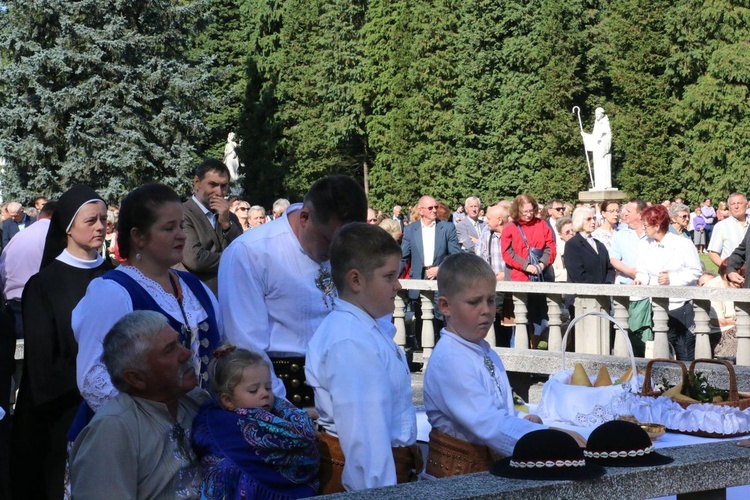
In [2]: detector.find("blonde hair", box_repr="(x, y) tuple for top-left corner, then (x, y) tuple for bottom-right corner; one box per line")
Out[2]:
(208, 344), (269, 398)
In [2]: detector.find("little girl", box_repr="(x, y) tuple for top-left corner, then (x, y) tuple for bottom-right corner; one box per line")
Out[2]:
(192, 346), (319, 499)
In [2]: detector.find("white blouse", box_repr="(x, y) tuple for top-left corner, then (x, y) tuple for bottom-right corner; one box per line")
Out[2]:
(72, 266), (222, 411)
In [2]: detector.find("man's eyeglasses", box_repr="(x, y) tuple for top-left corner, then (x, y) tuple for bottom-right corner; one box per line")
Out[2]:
(421, 205), (438, 211)
(552, 207), (564, 212)
(237, 207), (249, 211)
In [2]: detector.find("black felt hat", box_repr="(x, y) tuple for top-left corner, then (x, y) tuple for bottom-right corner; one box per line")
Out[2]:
(584, 420), (673, 467)
(490, 429), (605, 480)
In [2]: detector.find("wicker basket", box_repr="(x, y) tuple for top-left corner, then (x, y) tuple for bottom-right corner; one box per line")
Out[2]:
(537, 311), (639, 426)
(640, 358), (750, 438)
(642, 358), (750, 410)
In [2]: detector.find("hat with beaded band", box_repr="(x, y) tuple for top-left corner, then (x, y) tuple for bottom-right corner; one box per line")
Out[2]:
(490, 429), (605, 480)
(584, 420), (673, 467)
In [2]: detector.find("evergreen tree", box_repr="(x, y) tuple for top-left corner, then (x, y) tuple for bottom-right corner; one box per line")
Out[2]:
(190, 0), (248, 160)
(668, 0), (750, 203)
(591, 0), (677, 202)
(0, 0), (211, 202)
(364, 0), (462, 209)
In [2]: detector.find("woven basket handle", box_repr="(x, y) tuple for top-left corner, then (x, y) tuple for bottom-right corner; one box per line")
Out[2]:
(561, 311), (638, 393)
(688, 358), (739, 404)
(642, 358), (688, 395)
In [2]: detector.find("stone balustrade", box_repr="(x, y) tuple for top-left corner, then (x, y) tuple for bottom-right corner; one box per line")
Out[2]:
(396, 280), (750, 367)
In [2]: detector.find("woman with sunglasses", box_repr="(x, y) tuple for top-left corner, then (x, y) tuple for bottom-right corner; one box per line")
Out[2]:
(668, 203), (691, 239)
(232, 200), (252, 231)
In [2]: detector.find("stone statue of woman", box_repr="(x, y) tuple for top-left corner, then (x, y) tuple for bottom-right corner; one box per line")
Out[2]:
(223, 132), (240, 181)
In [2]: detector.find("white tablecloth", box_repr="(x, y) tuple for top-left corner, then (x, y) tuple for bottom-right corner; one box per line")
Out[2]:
(415, 405), (750, 499)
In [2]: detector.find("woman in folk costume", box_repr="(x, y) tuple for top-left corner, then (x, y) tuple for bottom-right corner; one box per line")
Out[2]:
(72, 183), (224, 413)
(192, 346), (319, 499)
(11, 185), (112, 498)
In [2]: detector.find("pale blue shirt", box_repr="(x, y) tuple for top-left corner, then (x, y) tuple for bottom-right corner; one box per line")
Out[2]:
(610, 225), (647, 285)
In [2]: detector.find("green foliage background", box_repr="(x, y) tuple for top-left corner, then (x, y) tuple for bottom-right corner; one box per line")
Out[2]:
(2, 0), (750, 209)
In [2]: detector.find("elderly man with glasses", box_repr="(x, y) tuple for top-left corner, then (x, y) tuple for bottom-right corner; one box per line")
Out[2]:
(401, 196), (461, 345)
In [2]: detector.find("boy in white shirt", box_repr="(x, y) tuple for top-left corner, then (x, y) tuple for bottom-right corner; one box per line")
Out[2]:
(305, 223), (419, 492)
(424, 253), (585, 477)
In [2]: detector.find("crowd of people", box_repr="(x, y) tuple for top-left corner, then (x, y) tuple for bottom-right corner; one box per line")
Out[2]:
(0, 162), (749, 498)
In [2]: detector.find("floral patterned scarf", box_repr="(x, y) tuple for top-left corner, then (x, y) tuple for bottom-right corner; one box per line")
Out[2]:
(192, 398), (319, 499)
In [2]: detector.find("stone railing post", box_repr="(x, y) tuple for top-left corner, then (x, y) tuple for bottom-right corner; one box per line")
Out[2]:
(612, 296), (631, 357)
(393, 292), (407, 349)
(573, 296), (609, 354)
(513, 293), (529, 350)
(420, 290), (436, 364)
(735, 302), (750, 367)
(651, 297), (671, 359)
(546, 294), (563, 352)
(693, 299), (712, 360)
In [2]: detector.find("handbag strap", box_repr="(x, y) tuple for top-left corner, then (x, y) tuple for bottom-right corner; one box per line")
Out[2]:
(515, 222), (531, 249)
(515, 223), (544, 280)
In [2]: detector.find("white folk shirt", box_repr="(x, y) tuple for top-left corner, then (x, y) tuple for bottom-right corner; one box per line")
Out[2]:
(305, 299), (417, 491)
(635, 232), (702, 310)
(218, 203), (334, 399)
(424, 330), (545, 457)
(420, 220), (436, 267)
(73, 266), (221, 411)
(707, 216), (750, 260)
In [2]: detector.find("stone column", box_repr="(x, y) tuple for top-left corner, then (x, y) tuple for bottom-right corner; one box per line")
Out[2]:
(693, 299), (712, 360)
(651, 297), (671, 359)
(420, 291), (436, 365)
(735, 302), (750, 367)
(573, 296), (609, 354)
(513, 293), (529, 350)
(547, 294), (563, 352)
(393, 292), (407, 349)
(612, 296), (631, 357)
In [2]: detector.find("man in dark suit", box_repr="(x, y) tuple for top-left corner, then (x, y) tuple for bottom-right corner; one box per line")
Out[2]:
(1, 202), (35, 249)
(175, 158), (242, 295)
(401, 195), (461, 347)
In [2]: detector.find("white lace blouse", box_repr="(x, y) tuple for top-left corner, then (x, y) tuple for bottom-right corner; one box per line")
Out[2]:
(72, 266), (222, 411)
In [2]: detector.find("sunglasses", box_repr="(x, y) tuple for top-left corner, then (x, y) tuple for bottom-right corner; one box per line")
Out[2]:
(237, 207), (249, 211)
(552, 207), (564, 212)
(421, 205), (438, 211)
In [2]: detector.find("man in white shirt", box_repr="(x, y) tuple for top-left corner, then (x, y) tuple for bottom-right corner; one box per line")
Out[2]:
(401, 195), (460, 346)
(455, 196), (484, 252)
(708, 192), (749, 266)
(218, 175), (367, 406)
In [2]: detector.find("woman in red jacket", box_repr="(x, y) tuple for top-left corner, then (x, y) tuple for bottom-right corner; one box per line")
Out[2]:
(501, 194), (557, 348)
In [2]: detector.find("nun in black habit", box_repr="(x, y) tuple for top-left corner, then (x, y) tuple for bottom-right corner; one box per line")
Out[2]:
(10, 185), (112, 500)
